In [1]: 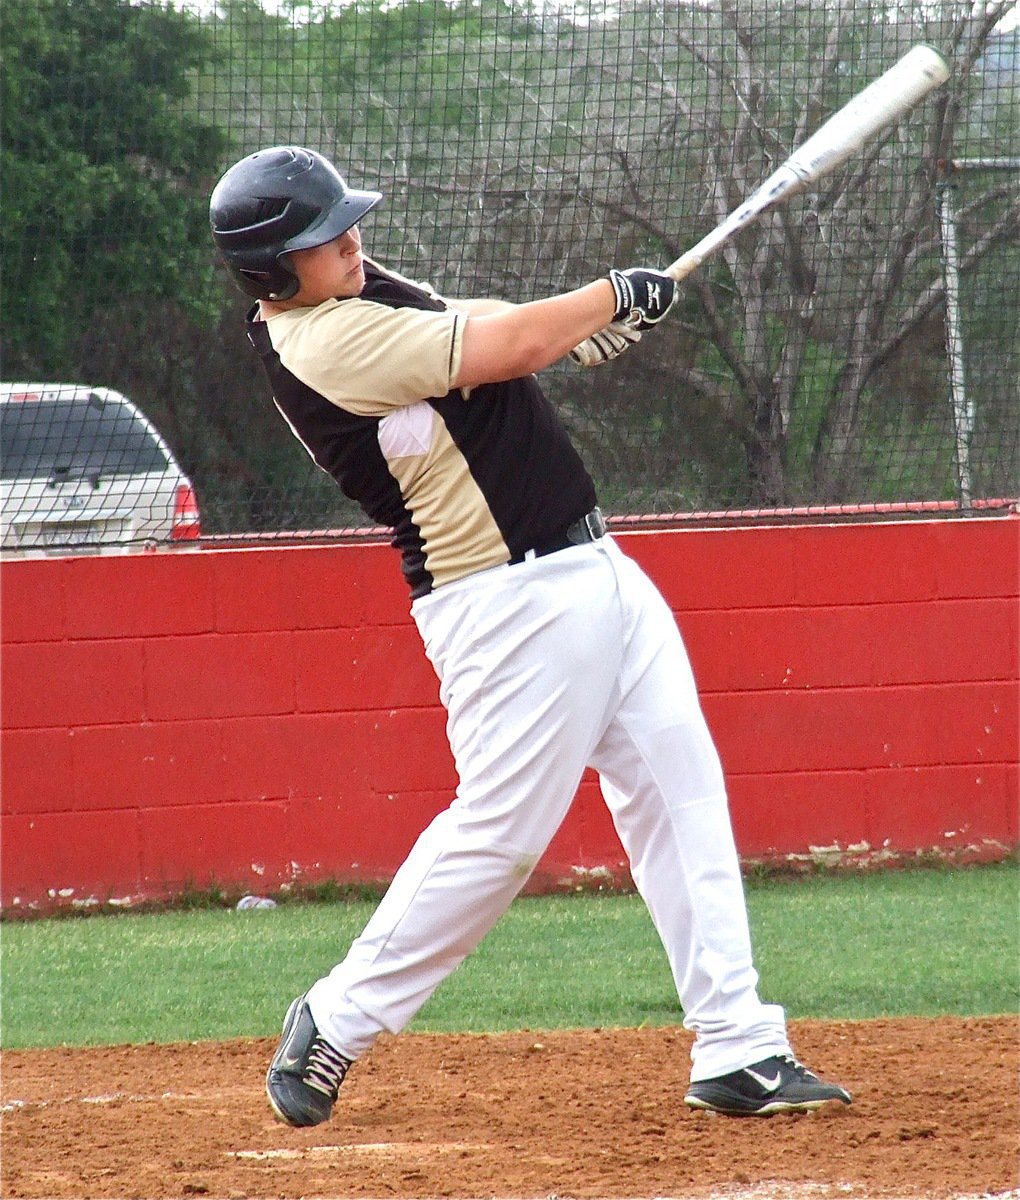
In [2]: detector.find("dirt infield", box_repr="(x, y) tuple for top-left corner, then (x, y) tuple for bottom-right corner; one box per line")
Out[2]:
(2, 1016), (1016, 1200)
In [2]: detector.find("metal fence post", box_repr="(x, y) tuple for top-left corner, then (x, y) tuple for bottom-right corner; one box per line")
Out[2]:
(936, 175), (973, 508)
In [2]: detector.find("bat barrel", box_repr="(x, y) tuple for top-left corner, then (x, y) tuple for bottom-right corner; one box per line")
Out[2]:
(664, 44), (950, 284)
(785, 44), (950, 180)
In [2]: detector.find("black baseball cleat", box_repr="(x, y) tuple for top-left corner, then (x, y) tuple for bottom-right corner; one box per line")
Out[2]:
(266, 995), (353, 1127)
(684, 1054), (852, 1117)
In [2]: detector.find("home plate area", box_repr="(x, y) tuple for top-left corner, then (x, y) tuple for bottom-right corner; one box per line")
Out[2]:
(2, 1017), (1015, 1199)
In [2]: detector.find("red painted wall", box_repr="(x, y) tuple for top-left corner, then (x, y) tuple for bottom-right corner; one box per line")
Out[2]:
(2, 517), (1017, 909)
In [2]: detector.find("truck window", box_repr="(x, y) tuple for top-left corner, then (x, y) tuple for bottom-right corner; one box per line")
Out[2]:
(1, 397), (170, 480)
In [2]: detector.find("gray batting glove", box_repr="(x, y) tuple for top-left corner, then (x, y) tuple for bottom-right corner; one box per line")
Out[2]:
(569, 320), (643, 367)
(608, 267), (677, 330)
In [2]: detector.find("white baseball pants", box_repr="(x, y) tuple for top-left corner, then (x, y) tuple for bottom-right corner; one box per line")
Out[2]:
(308, 537), (791, 1081)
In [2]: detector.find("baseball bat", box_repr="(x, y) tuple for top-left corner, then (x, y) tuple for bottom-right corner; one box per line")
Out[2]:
(666, 44), (951, 283)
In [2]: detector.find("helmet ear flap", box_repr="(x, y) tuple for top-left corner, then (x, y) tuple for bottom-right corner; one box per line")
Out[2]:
(237, 262), (299, 301)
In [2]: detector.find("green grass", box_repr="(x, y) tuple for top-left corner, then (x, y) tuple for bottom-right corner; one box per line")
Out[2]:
(2, 864), (1016, 1050)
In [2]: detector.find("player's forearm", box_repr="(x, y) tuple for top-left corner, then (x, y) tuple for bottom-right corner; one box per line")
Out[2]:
(453, 280), (617, 388)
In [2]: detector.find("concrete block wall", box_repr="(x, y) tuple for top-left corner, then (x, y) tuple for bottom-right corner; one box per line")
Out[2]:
(2, 516), (1016, 909)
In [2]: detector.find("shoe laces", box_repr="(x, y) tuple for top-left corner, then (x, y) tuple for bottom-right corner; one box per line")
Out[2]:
(777, 1053), (817, 1080)
(304, 1037), (351, 1100)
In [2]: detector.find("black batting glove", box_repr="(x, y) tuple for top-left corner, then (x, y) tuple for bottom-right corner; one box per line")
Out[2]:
(607, 267), (677, 331)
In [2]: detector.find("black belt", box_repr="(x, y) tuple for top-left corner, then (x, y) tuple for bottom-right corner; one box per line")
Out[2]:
(509, 507), (606, 565)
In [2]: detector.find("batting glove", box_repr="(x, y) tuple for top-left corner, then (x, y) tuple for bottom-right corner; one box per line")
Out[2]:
(608, 267), (677, 331)
(569, 320), (643, 367)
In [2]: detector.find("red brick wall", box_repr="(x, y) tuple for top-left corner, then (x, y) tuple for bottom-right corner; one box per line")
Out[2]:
(2, 517), (1017, 909)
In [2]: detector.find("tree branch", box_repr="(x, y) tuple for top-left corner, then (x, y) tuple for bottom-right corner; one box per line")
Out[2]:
(868, 193), (1020, 374)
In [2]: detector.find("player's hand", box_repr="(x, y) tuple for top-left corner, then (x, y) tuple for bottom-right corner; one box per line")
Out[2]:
(569, 321), (642, 367)
(607, 267), (677, 330)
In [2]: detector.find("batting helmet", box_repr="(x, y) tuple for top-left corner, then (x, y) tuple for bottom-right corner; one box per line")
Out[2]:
(209, 146), (383, 300)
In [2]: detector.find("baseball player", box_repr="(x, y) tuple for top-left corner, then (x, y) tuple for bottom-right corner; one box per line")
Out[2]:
(209, 146), (851, 1125)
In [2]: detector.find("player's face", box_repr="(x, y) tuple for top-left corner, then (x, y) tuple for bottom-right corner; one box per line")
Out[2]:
(286, 226), (365, 304)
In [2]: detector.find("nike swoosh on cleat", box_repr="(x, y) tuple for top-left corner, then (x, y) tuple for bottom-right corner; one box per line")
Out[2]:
(744, 1067), (782, 1091)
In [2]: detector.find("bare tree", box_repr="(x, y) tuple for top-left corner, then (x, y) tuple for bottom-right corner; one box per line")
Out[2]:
(550, 0), (1019, 506)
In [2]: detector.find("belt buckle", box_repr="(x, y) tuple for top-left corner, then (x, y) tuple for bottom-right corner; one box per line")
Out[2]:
(583, 507), (606, 541)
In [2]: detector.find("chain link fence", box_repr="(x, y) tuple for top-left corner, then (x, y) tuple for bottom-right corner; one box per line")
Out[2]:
(2, 0), (1017, 552)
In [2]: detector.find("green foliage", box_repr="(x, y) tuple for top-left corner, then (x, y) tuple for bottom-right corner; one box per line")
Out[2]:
(2, 865), (1016, 1049)
(0, 0), (227, 376)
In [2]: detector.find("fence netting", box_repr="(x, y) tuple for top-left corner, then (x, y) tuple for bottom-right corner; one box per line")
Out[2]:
(2, 0), (1017, 551)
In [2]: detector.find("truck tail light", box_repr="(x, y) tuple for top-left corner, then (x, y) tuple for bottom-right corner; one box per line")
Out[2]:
(171, 484), (201, 541)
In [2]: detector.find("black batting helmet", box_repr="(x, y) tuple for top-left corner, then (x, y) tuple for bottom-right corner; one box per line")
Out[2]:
(209, 146), (382, 300)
